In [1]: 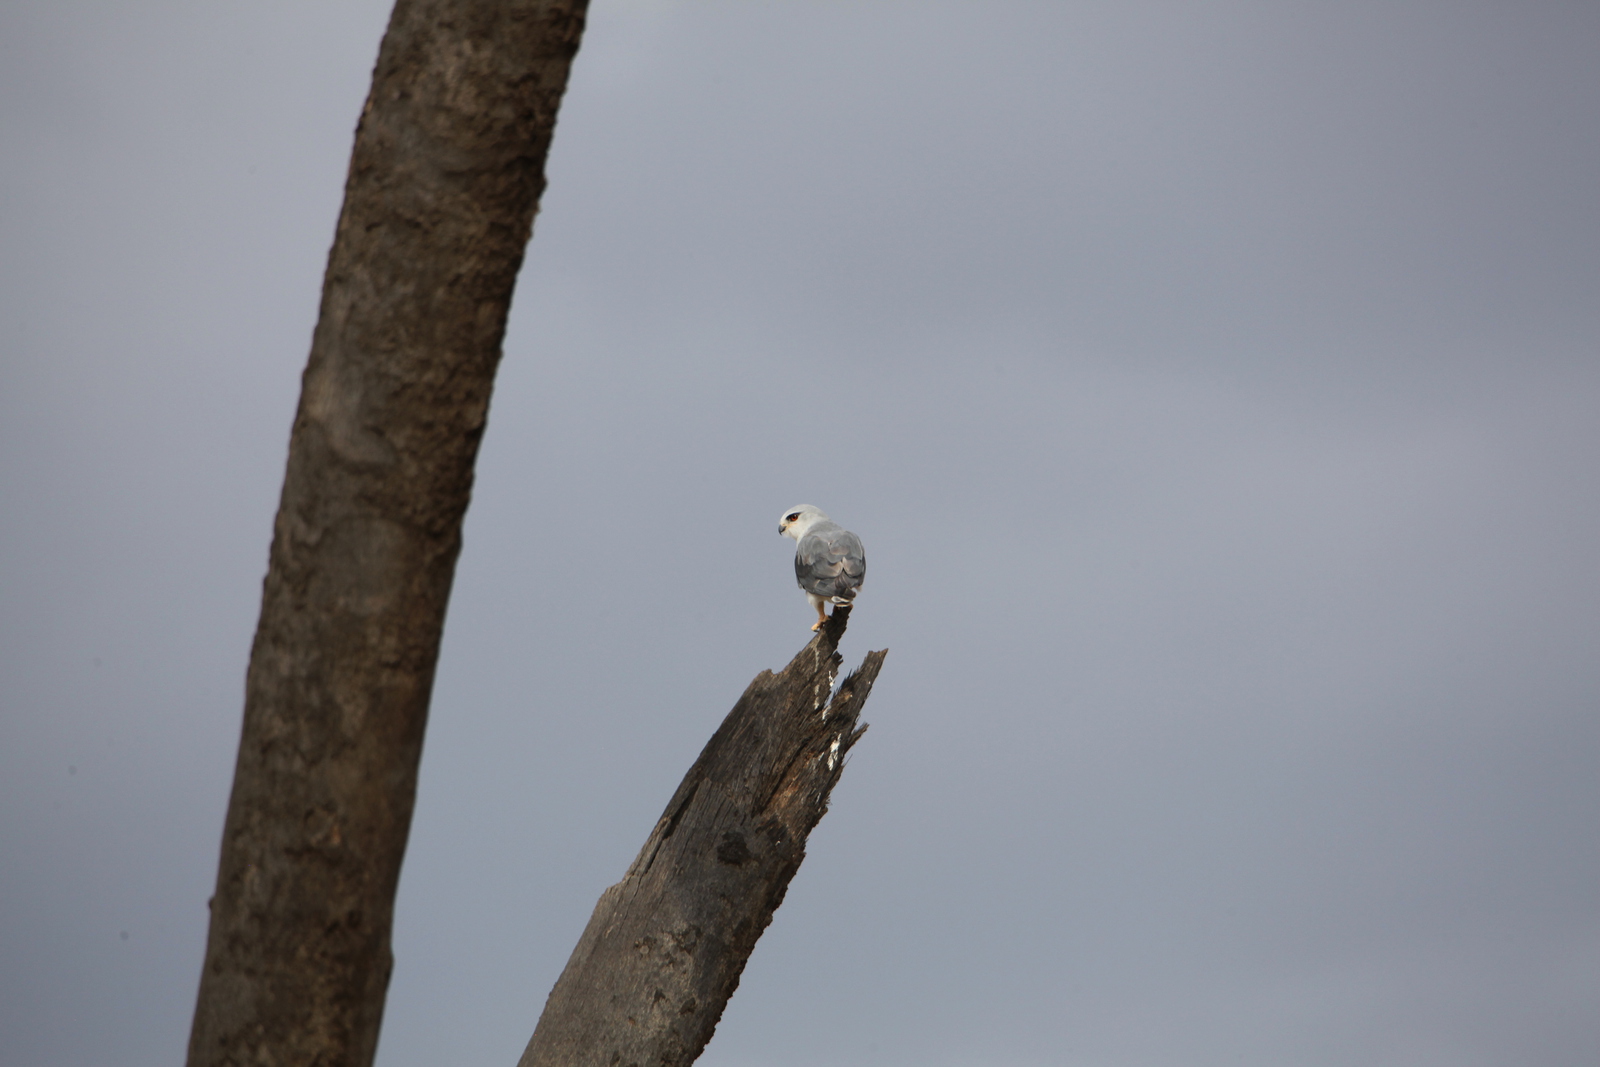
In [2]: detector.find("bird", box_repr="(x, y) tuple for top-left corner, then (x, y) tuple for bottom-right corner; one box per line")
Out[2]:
(778, 505), (866, 631)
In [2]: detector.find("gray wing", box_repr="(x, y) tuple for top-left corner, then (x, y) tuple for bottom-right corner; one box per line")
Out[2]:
(795, 521), (866, 600)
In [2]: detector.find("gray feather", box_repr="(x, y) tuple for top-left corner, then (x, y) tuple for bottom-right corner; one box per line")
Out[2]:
(794, 521), (866, 602)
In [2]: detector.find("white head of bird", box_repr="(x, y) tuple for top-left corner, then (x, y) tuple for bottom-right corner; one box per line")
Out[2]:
(778, 504), (829, 540)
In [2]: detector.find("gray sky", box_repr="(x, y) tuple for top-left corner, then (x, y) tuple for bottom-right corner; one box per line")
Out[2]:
(3, 2), (1598, 1065)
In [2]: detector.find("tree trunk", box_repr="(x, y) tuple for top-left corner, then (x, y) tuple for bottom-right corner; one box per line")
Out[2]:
(187, 4), (587, 1066)
(518, 609), (886, 1067)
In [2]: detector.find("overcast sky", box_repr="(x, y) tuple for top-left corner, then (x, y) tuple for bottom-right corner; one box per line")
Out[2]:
(3, 2), (1598, 1065)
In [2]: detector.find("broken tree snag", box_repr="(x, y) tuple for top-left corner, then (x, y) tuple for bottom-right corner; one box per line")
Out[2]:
(518, 609), (887, 1067)
(187, 4), (587, 1067)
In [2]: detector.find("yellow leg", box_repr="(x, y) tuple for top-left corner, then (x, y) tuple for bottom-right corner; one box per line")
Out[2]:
(811, 601), (828, 631)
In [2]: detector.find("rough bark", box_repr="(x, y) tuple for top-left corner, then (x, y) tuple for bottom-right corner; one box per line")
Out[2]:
(188, 4), (587, 1066)
(518, 609), (887, 1067)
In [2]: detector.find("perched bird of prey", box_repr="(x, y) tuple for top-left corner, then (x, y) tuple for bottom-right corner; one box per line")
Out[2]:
(779, 505), (866, 631)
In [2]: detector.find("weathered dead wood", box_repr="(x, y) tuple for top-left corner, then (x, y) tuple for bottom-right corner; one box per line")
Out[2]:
(518, 609), (886, 1067)
(187, 4), (587, 1066)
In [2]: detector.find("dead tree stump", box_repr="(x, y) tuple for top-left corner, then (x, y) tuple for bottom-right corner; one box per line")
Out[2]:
(518, 608), (886, 1067)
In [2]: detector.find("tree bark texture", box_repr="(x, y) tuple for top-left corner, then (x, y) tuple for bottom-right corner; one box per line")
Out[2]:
(518, 610), (887, 1067)
(188, 4), (586, 1066)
